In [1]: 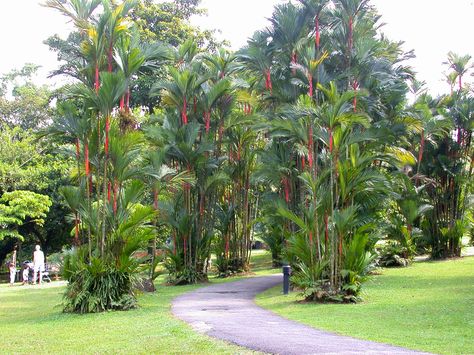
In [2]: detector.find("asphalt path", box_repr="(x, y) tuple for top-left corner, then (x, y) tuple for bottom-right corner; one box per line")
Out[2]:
(172, 274), (432, 355)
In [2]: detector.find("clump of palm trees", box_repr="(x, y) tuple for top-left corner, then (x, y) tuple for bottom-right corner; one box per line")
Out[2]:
(45, 0), (473, 311)
(45, 0), (162, 312)
(147, 42), (260, 282)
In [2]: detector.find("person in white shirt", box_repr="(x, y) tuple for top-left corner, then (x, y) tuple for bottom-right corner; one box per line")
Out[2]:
(9, 245), (17, 285)
(33, 245), (45, 285)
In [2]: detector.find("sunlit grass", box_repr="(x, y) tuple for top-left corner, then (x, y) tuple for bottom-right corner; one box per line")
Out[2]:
(256, 257), (474, 355)
(0, 250), (275, 355)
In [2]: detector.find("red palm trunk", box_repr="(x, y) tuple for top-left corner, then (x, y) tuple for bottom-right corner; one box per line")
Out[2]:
(105, 116), (110, 156)
(291, 52), (297, 75)
(113, 180), (118, 214)
(308, 125), (314, 169)
(181, 98), (188, 125)
(85, 143), (90, 176)
(244, 103), (251, 115)
(308, 74), (313, 97)
(75, 139), (80, 160)
(205, 111), (211, 133)
(125, 89), (130, 113)
(95, 64), (100, 93)
(315, 16), (320, 49)
(265, 69), (272, 93)
(283, 177), (290, 204)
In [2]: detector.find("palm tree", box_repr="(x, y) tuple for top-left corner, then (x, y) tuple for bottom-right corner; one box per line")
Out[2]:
(151, 66), (207, 126)
(291, 45), (328, 98)
(238, 31), (275, 95)
(444, 52), (473, 91)
(44, 0), (101, 30)
(411, 100), (452, 183)
(269, 2), (308, 74)
(114, 27), (171, 114)
(47, 0), (167, 310)
(297, 0), (330, 52)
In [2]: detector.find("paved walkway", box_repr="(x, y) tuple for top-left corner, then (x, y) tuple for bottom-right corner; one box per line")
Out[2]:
(172, 275), (432, 355)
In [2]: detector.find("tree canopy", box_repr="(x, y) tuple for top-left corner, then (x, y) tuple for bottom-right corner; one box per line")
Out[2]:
(0, 190), (52, 241)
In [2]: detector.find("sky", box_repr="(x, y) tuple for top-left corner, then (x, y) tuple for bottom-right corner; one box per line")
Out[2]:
(1, 0), (473, 94)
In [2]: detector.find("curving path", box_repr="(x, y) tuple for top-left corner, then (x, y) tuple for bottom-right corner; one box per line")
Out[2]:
(172, 275), (433, 355)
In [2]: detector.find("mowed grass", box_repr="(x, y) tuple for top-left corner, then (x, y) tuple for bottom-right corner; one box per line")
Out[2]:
(0, 250), (276, 355)
(256, 257), (474, 355)
(0, 282), (255, 355)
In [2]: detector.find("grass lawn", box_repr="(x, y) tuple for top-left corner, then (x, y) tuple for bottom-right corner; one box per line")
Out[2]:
(256, 257), (474, 355)
(0, 250), (276, 355)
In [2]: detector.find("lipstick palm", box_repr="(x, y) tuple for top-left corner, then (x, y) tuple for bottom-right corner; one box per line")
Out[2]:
(114, 28), (171, 118)
(238, 31), (275, 95)
(44, 0), (101, 30)
(151, 67), (207, 126)
(72, 72), (127, 255)
(297, 0), (330, 52)
(291, 45), (329, 98)
(444, 52), (473, 91)
(269, 2), (308, 75)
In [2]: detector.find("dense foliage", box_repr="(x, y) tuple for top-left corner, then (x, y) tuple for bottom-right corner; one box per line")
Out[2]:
(0, 190), (52, 241)
(0, 68), (71, 265)
(1, 0), (470, 310)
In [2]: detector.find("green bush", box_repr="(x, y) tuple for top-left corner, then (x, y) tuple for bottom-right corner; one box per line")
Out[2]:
(164, 250), (207, 285)
(287, 231), (376, 303)
(341, 233), (377, 301)
(377, 241), (413, 267)
(62, 247), (139, 313)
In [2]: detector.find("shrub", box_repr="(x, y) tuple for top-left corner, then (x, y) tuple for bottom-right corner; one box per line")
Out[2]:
(377, 241), (413, 267)
(164, 250), (207, 285)
(62, 247), (140, 313)
(341, 233), (377, 301)
(287, 232), (376, 303)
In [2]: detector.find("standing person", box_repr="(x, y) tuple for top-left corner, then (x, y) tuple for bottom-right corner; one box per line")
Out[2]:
(33, 245), (45, 285)
(9, 245), (17, 285)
